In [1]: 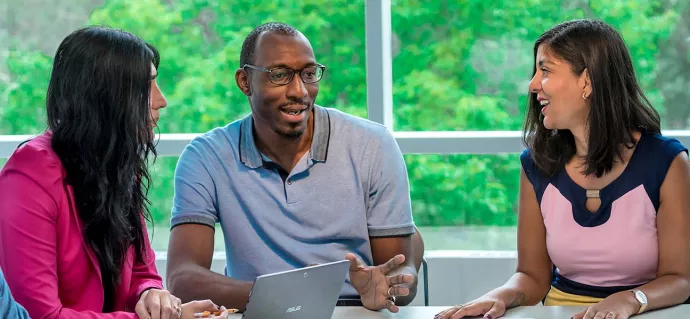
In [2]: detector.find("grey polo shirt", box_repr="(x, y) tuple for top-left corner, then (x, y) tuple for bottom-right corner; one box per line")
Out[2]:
(170, 105), (415, 297)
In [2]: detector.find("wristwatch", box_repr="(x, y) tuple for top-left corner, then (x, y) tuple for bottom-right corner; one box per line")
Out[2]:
(632, 289), (648, 314)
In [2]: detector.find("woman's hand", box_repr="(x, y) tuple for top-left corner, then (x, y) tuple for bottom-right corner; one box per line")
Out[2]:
(181, 300), (229, 319)
(135, 291), (227, 319)
(434, 295), (507, 319)
(572, 292), (640, 319)
(135, 289), (182, 319)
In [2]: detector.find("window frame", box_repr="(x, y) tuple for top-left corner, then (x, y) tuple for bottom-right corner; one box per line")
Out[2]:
(2, 0), (690, 157)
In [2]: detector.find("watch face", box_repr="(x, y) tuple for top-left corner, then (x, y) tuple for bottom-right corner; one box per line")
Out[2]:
(635, 290), (648, 304)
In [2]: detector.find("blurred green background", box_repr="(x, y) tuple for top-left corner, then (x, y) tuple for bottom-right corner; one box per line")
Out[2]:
(1, 0), (687, 233)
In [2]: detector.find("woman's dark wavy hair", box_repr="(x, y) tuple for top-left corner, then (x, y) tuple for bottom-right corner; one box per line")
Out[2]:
(523, 19), (661, 177)
(46, 26), (159, 311)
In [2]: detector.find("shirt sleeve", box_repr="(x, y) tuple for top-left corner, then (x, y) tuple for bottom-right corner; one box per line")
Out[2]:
(656, 137), (689, 186)
(365, 127), (415, 237)
(520, 148), (538, 187)
(170, 139), (219, 229)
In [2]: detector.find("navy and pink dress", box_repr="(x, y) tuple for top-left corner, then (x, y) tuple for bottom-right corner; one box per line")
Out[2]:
(521, 132), (688, 305)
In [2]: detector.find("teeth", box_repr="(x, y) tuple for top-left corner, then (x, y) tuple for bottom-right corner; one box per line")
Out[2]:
(540, 100), (550, 106)
(284, 109), (302, 115)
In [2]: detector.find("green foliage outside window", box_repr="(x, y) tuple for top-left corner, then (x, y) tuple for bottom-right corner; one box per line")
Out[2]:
(1, 0), (686, 227)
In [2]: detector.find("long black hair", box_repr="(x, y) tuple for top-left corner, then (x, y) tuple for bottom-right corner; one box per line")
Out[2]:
(523, 19), (661, 177)
(46, 26), (159, 311)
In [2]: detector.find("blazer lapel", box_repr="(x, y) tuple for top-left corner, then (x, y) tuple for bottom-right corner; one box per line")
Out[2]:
(63, 181), (103, 284)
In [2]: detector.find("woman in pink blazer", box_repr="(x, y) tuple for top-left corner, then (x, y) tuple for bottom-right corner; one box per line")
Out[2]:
(0, 27), (228, 319)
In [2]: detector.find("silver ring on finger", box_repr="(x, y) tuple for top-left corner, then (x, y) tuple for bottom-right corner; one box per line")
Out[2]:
(387, 287), (397, 303)
(174, 305), (183, 318)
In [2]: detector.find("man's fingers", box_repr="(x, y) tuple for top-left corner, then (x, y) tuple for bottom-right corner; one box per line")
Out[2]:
(379, 254), (405, 274)
(385, 299), (400, 313)
(345, 253), (364, 271)
(387, 286), (410, 297)
(387, 273), (414, 286)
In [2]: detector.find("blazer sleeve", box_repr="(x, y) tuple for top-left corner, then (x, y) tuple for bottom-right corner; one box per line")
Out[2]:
(127, 220), (164, 310)
(0, 144), (140, 319)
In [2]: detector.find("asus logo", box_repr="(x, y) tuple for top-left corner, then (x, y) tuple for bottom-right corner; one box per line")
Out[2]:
(286, 306), (302, 313)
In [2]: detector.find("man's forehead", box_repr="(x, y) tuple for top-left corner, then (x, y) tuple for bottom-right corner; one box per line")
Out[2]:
(254, 31), (315, 67)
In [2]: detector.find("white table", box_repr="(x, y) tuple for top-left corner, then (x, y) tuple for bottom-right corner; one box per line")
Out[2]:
(228, 305), (690, 318)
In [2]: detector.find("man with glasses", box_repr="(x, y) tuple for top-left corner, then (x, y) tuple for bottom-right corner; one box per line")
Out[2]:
(166, 22), (418, 313)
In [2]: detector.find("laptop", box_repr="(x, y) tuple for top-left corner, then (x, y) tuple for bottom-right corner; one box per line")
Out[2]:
(242, 260), (350, 319)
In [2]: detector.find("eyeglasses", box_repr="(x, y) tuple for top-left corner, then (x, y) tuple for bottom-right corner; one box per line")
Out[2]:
(243, 63), (326, 86)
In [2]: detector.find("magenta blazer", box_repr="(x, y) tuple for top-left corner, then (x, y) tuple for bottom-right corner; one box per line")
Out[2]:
(0, 131), (163, 318)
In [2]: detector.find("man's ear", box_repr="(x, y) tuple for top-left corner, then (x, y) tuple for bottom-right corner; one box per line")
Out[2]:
(235, 68), (251, 96)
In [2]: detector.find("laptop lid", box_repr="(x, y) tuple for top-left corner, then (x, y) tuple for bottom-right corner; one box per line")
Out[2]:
(242, 260), (350, 319)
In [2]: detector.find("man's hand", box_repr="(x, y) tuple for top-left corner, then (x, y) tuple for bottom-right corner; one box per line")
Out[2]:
(345, 253), (415, 313)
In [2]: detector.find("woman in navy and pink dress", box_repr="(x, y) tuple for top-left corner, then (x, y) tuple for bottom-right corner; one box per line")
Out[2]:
(437, 19), (690, 319)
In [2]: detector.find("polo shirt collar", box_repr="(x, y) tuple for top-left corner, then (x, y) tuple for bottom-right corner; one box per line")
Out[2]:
(239, 105), (331, 169)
